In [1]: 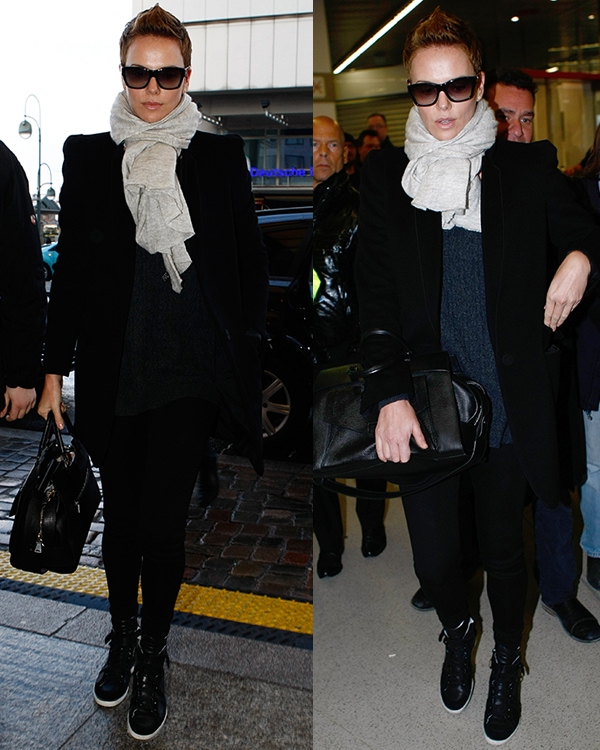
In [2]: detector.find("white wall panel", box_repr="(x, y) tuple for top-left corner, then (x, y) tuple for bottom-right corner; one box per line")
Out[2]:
(188, 25), (207, 91)
(296, 15), (312, 87)
(205, 23), (228, 90)
(273, 17), (297, 88)
(250, 0), (274, 16)
(183, 0), (206, 20)
(227, 0), (251, 18)
(249, 19), (274, 88)
(227, 22), (252, 89)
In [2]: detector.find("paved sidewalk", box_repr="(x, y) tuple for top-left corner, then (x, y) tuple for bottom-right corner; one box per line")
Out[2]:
(0, 426), (313, 604)
(0, 426), (313, 749)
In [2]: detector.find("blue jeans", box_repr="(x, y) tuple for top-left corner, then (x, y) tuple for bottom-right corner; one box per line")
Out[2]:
(581, 411), (600, 557)
(534, 495), (577, 605)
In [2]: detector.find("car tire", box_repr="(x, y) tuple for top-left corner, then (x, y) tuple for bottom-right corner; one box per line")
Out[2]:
(261, 353), (310, 459)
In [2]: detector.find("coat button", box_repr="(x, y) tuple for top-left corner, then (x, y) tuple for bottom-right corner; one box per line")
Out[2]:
(502, 354), (514, 366)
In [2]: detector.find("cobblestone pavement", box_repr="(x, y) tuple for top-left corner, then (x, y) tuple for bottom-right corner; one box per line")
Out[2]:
(0, 427), (313, 604)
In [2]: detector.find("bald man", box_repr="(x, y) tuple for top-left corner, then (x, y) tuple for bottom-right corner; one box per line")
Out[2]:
(313, 116), (387, 577)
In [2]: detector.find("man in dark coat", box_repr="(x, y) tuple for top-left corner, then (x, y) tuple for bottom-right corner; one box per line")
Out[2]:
(313, 116), (386, 577)
(484, 69), (600, 643)
(0, 141), (46, 421)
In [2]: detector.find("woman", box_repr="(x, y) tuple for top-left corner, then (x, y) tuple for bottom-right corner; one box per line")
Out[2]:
(38, 5), (267, 742)
(356, 9), (600, 745)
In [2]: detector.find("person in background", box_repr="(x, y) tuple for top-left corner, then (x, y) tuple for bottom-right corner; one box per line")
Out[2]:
(356, 129), (381, 166)
(367, 112), (394, 148)
(313, 115), (387, 578)
(569, 123), (600, 595)
(0, 141), (46, 422)
(38, 5), (268, 742)
(356, 9), (600, 744)
(343, 131), (360, 190)
(484, 67), (600, 643)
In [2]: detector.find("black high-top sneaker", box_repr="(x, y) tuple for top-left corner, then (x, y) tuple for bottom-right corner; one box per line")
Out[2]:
(439, 617), (476, 713)
(127, 634), (169, 741)
(483, 644), (524, 745)
(94, 617), (139, 707)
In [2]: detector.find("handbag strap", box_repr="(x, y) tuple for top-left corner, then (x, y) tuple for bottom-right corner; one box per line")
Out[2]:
(356, 329), (411, 379)
(315, 477), (403, 499)
(40, 411), (77, 457)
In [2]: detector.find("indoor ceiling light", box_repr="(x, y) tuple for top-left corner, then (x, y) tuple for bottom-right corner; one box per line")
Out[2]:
(511, 16), (520, 22)
(333, 0), (426, 74)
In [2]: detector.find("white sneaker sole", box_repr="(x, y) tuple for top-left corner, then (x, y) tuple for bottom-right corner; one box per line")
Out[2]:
(127, 708), (168, 742)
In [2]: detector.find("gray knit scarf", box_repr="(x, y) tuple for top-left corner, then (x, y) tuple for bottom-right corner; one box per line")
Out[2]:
(110, 91), (200, 292)
(402, 99), (497, 232)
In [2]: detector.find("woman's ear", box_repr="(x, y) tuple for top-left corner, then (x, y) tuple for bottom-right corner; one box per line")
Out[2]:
(476, 71), (485, 102)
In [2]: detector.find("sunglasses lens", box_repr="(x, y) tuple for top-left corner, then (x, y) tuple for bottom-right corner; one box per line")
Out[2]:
(122, 68), (149, 89)
(446, 77), (476, 102)
(156, 68), (185, 89)
(410, 83), (438, 106)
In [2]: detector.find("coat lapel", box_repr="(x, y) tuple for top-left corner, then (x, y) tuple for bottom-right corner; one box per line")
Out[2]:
(480, 148), (504, 318)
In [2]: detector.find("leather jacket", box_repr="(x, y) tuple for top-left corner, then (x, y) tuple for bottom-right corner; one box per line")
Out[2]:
(313, 170), (360, 366)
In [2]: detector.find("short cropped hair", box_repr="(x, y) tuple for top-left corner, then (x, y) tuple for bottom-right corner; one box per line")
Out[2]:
(484, 68), (538, 100)
(357, 129), (379, 148)
(120, 4), (192, 67)
(403, 7), (483, 77)
(367, 113), (387, 123)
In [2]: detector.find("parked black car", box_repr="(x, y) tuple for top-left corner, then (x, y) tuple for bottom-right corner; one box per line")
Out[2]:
(258, 207), (312, 459)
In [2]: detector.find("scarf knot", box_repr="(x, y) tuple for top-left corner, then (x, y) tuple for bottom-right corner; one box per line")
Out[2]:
(110, 91), (200, 292)
(402, 100), (497, 232)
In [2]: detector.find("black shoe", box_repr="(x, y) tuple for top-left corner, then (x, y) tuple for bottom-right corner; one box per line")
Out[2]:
(93, 617), (139, 707)
(317, 551), (343, 578)
(439, 617), (476, 713)
(542, 597), (600, 643)
(411, 587), (434, 612)
(483, 644), (524, 745)
(127, 634), (169, 741)
(196, 444), (219, 508)
(361, 525), (387, 557)
(587, 555), (600, 591)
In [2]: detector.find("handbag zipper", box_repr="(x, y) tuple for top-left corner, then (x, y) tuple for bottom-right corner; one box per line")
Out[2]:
(35, 484), (56, 553)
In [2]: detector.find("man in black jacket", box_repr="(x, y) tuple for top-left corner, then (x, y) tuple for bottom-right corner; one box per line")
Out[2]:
(313, 116), (387, 577)
(0, 141), (46, 421)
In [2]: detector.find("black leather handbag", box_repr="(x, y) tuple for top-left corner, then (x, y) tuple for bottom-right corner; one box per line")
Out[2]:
(9, 412), (102, 574)
(313, 331), (491, 498)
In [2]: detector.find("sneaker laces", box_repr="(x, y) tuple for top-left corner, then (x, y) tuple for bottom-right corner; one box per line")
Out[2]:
(102, 629), (138, 679)
(131, 649), (170, 715)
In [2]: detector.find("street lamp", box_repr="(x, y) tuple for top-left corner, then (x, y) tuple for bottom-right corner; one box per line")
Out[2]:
(18, 94), (43, 242)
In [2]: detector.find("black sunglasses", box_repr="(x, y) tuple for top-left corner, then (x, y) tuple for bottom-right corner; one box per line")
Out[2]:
(407, 76), (479, 107)
(121, 66), (189, 90)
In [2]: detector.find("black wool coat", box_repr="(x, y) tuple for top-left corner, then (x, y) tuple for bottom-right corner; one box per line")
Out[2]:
(44, 131), (268, 473)
(356, 139), (600, 508)
(0, 141), (46, 393)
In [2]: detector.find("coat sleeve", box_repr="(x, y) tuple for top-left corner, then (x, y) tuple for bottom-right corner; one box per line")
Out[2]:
(0, 142), (47, 389)
(227, 136), (269, 339)
(355, 149), (414, 410)
(43, 135), (89, 375)
(540, 142), (600, 270)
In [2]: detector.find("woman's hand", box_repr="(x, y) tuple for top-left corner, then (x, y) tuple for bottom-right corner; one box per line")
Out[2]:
(0, 387), (37, 421)
(375, 399), (428, 463)
(545, 250), (591, 330)
(37, 374), (65, 429)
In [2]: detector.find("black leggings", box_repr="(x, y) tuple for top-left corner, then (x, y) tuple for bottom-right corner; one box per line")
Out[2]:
(402, 445), (528, 647)
(99, 398), (218, 639)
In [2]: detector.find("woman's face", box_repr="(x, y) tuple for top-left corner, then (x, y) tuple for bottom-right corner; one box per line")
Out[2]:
(123, 35), (190, 124)
(409, 45), (484, 141)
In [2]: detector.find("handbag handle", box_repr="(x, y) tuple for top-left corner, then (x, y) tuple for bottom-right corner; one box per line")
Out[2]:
(351, 329), (411, 380)
(40, 411), (77, 457)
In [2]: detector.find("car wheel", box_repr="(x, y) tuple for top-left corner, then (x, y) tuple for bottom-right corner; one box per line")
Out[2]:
(261, 354), (310, 459)
(42, 263), (52, 281)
